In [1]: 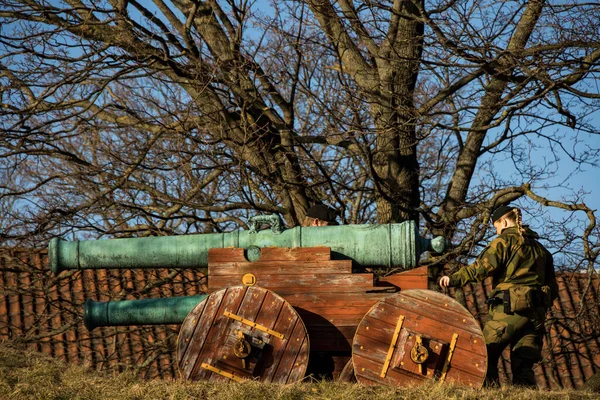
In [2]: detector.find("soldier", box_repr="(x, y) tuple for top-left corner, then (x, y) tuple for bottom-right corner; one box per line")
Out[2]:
(439, 205), (558, 387)
(301, 204), (340, 227)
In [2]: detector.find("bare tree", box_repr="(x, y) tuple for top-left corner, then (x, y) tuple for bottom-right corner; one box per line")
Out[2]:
(0, 0), (597, 264)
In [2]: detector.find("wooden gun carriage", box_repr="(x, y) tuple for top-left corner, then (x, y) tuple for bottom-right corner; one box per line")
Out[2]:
(49, 220), (487, 387)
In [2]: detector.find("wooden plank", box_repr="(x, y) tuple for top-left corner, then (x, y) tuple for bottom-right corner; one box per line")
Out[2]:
(284, 292), (390, 307)
(252, 290), (288, 335)
(7, 270), (22, 340)
(89, 269), (108, 370)
(373, 294), (484, 338)
(377, 275), (427, 290)
(203, 362), (247, 382)
(233, 285), (268, 321)
(215, 286), (270, 377)
(69, 268), (89, 364)
(294, 304), (376, 317)
(271, 313), (310, 383)
(179, 286), (246, 380)
(354, 356), (424, 387)
(198, 287), (249, 382)
(20, 267), (34, 347)
(259, 290), (309, 383)
(177, 289), (224, 378)
(296, 308), (367, 327)
(269, 286), (372, 296)
(377, 266), (428, 290)
(357, 312), (486, 357)
(208, 247), (333, 263)
(176, 292), (217, 361)
(259, 301), (302, 382)
(0, 261), (9, 338)
(208, 248), (247, 263)
(253, 247), (332, 262)
(47, 274), (66, 361)
(287, 334), (310, 383)
(209, 273), (374, 292)
(36, 260), (52, 357)
(209, 260), (352, 276)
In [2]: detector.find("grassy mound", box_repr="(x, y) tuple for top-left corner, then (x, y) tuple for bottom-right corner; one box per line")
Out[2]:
(0, 341), (596, 400)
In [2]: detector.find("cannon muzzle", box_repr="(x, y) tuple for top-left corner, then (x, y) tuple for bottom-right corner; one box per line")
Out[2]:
(50, 221), (447, 274)
(84, 295), (207, 330)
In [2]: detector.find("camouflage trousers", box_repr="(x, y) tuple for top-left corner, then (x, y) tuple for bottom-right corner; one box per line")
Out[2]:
(483, 302), (546, 387)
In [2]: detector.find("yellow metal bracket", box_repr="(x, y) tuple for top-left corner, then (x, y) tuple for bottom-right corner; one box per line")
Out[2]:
(439, 333), (459, 383)
(201, 362), (245, 382)
(380, 314), (405, 378)
(224, 311), (285, 339)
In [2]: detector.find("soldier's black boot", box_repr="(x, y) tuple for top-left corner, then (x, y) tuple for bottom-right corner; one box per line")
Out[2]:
(511, 357), (537, 388)
(484, 343), (503, 387)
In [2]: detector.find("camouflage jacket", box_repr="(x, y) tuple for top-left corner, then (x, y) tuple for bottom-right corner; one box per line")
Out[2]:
(449, 226), (558, 300)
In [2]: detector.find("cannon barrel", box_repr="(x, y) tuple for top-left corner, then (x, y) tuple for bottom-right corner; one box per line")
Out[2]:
(84, 295), (207, 330)
(49, 221), (446, 274)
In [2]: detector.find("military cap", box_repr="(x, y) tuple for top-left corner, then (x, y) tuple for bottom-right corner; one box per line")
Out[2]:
(491, 205), (513, 223)
(307, 204), (339, 225)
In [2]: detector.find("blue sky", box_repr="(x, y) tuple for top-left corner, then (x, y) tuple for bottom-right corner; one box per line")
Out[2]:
(528, 130), (599, 212)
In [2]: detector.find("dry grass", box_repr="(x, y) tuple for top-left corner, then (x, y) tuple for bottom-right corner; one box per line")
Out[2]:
(0, 341), (596, 400)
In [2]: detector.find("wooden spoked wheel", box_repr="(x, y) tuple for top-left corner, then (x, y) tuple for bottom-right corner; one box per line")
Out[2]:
(177, 286), (309, 383)
(352, 289), (487, 388)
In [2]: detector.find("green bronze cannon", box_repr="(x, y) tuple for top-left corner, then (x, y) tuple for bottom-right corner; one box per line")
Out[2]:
(49, 219), (446, 274)
(83, 295), (208, 330)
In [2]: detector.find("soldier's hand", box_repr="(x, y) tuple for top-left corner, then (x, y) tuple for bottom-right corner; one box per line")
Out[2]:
(439, 276), (450, 288)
